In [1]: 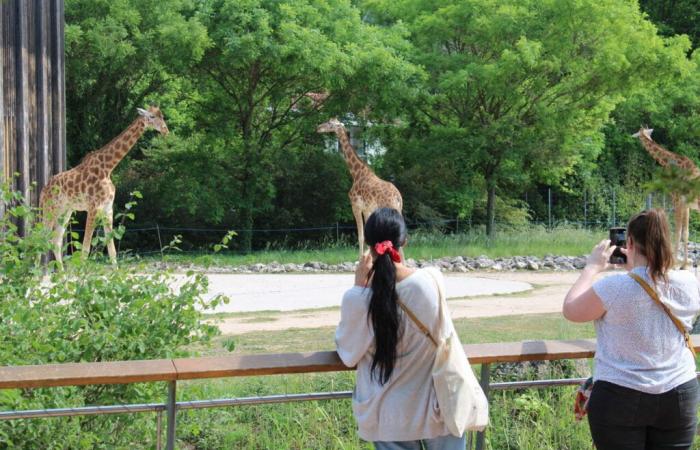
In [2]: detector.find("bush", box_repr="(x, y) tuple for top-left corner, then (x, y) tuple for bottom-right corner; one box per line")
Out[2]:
(0, 185), (225, 448)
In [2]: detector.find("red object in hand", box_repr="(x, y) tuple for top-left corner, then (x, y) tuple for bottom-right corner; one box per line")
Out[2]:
(574, 377), (594, 421)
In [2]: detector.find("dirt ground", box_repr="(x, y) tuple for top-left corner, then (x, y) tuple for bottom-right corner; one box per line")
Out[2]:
(214, 271), (582, 335)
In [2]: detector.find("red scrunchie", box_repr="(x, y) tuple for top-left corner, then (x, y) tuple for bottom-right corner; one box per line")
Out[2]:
(374, 240), (401, 263)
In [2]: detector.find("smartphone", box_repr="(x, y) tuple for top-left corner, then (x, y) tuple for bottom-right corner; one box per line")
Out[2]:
(609, 227), (627, 264)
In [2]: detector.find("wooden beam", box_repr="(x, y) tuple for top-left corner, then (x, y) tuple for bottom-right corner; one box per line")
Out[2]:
(14, 0), (31, 211)
(173, 352), (353, 380)
(35, 0), (50, 199)
(50, 0), (65, 174)
(0, 336), (696, 390)
(0, 359), (177, 389)
(0, 0), (5, 194)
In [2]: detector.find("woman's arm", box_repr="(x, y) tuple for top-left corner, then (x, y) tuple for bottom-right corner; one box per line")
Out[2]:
(562, 239), (613, 322)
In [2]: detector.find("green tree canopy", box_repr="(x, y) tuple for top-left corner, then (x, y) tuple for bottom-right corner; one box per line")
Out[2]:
(365, 0), (691, 234)
(191, 0), (420, 250)
(64, 0), (210, 163)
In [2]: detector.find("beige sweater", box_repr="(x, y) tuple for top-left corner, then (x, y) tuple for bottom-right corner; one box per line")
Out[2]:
(335, 268), (453, 442)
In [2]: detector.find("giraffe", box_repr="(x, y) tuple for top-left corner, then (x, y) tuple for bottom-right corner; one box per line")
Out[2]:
(633, 127), (700, 268)
(317, 118), (403, 257)
(40, 106), (169, 267)
(291, 91), (329, 112)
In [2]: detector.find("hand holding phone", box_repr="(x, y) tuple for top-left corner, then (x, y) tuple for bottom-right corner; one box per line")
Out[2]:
(608, 227), (627, 264)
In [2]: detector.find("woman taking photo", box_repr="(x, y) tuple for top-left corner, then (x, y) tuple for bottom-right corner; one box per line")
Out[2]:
(335, 208), (465, 449)
(563, 209), (700, 450)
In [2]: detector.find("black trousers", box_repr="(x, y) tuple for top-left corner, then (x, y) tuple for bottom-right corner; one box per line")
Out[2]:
(587, 378), (699, 450)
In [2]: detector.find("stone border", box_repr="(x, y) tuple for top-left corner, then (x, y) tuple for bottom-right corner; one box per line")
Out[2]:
(150, 255), (592, 274)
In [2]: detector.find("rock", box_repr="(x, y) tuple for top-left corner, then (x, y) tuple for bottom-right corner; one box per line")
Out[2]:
(476, 257), (495, 269)
(527, 261), (539, 270)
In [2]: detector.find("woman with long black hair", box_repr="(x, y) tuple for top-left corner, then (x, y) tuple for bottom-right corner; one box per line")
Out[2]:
(335, 208), (465, 449)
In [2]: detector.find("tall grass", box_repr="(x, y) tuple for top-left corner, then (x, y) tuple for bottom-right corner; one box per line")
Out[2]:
(135, 226), (602, 267)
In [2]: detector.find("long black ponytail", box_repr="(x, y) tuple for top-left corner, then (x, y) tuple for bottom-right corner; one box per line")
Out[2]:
(364, 208), (407, 384)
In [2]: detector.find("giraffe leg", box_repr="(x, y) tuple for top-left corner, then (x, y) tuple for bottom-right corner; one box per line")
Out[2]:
(102, 206), (117, 265)
(52, 213), (71, 269)
(352, 204), (365, 259)
(82, 209), (97, 260)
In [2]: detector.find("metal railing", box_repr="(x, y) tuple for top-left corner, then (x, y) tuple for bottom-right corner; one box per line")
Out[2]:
(0, 337), (667, 450)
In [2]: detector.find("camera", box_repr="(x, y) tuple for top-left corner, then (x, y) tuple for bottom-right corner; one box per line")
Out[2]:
(609, 227), (627, 264)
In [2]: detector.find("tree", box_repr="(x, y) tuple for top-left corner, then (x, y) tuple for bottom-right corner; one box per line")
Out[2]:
(192, 0), (419, 251)
(64, 0), (210, 163)
(364, 0), (691, 235)
(640, 0), (700, 49)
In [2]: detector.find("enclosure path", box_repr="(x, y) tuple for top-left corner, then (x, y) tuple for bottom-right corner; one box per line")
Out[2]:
(202, 271), (582, 335)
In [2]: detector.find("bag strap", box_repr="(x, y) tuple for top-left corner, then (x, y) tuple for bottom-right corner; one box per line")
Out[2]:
(398, 301), (438, 347)
(397, 268), (445, 348)
(628, 272), (696, 357)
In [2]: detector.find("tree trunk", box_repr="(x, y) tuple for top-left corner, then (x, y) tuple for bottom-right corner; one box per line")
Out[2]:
(486, 176), (496, 237)
(240, 204), (254, 254)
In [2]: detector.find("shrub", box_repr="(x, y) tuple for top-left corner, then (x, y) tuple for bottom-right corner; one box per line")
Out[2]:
(0, 185), (225, 448)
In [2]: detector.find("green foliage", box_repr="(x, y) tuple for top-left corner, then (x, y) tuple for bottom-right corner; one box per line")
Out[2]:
(0, 186), (224, 448)
(366, 0), (691, 234)
(65, 0), (210, 163)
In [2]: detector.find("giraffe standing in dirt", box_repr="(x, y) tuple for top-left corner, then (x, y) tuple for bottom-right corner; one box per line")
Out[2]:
(40, 106), (169, 266)
(317, 118), (403, 257)
(633, 127), (700, 268)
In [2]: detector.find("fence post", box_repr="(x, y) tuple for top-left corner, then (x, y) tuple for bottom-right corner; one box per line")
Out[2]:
(156, 224), (164, 260)
(166, 381), (176, 450)
(474, 363), (491, 450)
(646, 193), (652, 210)
(611, 188), (616, 227)
(548, 188), (552, 230)
(336, 222), (339, 243)
(583, 190), (587, 229)
(156, 410), (163, 450)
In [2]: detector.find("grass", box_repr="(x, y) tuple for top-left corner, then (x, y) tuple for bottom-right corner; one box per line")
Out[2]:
(129, 226), (602, 268)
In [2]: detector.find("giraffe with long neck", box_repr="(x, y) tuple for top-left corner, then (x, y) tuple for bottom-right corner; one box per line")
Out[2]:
(40, 106), (169, 267)
(633, 127), (700, 268)
(317, 118), (403, 257)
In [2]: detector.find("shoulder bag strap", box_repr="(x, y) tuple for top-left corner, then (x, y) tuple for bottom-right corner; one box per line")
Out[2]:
(628, 272), (696, 357)
(398, 301), (438, 347)
(398, 269), (445, 347)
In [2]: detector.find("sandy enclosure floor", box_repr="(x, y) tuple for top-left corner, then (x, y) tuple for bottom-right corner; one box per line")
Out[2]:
(203, 270), (584, 335)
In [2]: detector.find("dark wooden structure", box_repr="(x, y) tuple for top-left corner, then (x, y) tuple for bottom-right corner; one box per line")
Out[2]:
(1, 0), (66, 212)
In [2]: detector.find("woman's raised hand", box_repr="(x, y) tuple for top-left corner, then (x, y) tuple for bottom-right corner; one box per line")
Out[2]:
(585, 239), (616, 273)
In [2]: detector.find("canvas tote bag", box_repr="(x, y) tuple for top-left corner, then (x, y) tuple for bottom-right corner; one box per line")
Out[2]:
(398, 268), (489, 436)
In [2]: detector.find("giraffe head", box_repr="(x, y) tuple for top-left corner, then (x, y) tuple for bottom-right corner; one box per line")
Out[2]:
(631, 127), (653, 139)
(137, 106), (169, 136)
(316, 118), (344, 134)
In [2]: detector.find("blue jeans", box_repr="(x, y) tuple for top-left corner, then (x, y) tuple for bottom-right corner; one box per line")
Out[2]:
(587, 378), (699, 450)
(373, 433), (466, 450)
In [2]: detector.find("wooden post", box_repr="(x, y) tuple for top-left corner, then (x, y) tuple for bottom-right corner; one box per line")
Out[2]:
(166, 381), (177, 450)
(474, 363), (491, 450)
(50, 0), (66, 174)
(0, 1), (5, 219)
(35, 0), (51, 201)
(15, 0), (31, 233)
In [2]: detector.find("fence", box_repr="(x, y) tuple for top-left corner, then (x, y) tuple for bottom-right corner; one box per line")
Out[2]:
(2, 336), (684, 450)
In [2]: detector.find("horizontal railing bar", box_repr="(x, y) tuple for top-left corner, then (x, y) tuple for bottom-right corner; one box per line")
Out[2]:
(490, 377), (588, 390)
(4, 373), (699, 421)
(176, 391), (353, 410)
(0, 403), (167, 419)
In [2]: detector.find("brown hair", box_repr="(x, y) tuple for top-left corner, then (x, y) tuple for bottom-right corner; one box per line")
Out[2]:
(626, 209), (674, 284)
